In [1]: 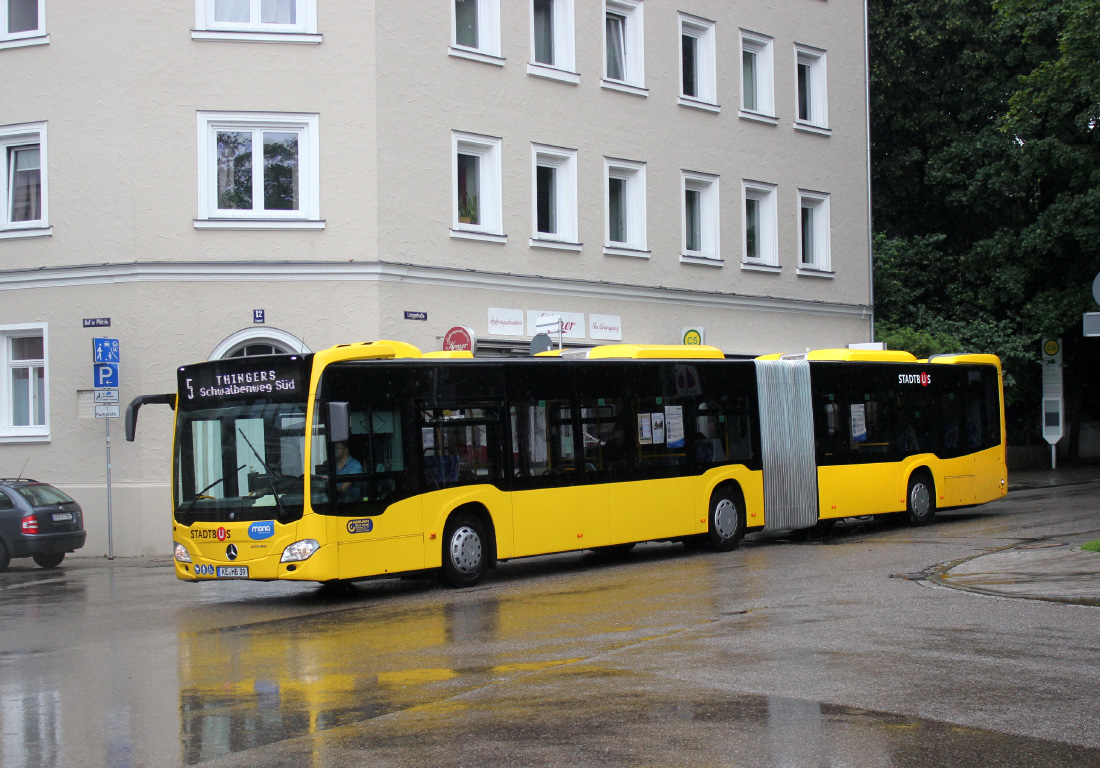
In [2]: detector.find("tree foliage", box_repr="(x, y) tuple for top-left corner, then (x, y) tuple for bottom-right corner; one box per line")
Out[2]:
(869, 0), (1100, 410)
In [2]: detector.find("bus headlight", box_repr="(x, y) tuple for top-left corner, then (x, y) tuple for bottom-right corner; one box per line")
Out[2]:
(281, 539), (320, 563)
(174, 543), (193, 563)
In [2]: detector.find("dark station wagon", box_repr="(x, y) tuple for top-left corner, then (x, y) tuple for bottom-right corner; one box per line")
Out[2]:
(0, 479), (87, 571)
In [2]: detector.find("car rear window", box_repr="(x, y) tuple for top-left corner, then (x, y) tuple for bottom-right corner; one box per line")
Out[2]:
(0, 491), (14, 510)
(16, 484), (75, 506)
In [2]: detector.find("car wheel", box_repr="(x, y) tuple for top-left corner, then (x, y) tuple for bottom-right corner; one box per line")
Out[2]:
(906, 473), (936, 526)
(0, 540), (9, 572)
(708, 487), (745, 552)
(440, 513), (487, 588)
(33, 552), (65, 569)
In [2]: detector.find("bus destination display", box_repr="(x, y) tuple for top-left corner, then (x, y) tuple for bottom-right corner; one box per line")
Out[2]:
(178, 357), (307, 405)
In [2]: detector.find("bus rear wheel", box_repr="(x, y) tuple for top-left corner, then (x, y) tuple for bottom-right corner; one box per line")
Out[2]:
(708, 488), (745, 552)
(440, 513), (487, 588)
(905, 473), (936, 526)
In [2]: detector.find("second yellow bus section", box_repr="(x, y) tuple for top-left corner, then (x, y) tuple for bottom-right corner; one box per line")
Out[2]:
(805, 350), (1008, 522)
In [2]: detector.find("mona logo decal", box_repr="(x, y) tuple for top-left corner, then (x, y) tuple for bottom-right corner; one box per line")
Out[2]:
(248, 521), (275, 540)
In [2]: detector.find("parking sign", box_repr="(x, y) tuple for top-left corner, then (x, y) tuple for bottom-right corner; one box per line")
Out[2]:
(94, 363), (119, 389)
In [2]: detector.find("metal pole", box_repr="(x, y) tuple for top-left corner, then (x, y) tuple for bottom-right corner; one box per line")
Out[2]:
(106, 416), (114, 559)
(1051, 444), (1057, 471)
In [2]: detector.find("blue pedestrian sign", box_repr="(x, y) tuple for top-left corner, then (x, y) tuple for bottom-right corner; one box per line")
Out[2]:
(94, 363), (119, 389)
(93, 338), (120, 363)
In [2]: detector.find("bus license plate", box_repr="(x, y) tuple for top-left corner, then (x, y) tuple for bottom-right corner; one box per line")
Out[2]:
(51, 512), (73, 522)
(216, 566), (249, 578)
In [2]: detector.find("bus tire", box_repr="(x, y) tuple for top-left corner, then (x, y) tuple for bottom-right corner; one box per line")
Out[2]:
(440, 513), (488, 588)
(708, 487), (745, 552)
(905, 472), (936, 526)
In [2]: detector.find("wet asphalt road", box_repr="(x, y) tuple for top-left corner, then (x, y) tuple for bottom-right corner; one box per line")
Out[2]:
(2, 483), (1100, 768)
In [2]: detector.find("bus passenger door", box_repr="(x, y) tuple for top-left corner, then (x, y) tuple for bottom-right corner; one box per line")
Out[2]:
(509, 400), (610, 557)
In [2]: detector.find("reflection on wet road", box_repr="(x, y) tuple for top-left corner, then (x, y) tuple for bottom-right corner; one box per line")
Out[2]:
(4, 485), (1100, 767)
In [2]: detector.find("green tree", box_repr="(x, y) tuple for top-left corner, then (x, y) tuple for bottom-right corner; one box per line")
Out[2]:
(868, 0), (1100, 420)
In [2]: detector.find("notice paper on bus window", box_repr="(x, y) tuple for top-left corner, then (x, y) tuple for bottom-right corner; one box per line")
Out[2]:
(850, 403), (868, 442)
(651, 413), (666, 444)
(638, 414), (653, 445)
(665, 405), (685, 449)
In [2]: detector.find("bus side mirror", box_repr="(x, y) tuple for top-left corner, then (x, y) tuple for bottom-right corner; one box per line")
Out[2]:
(125, 393), (176, 442)
(327, 402), (350, 444)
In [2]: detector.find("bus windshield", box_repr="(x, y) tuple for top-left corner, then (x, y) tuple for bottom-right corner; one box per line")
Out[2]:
(173, 355), (312, 525)
(175, 401), (310, 524)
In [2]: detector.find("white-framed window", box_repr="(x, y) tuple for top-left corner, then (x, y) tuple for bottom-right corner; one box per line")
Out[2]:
(604, 157), (647, 255)
(529, 0), (576, 82)
(452, 0), (502, 64)
(193, 0), (320, 43)
(210, 327), (310, 359)
(681, 171), (720, 263)
(798, 190), (831, 272)
(742, 181), (778, 269)
(795, 44), (829, 132)
(531, 144), (579, 249)
(740, 30), (775, 120)
(1, 122), (48, 239)
(452, 131), (504, 242)
(603, 0), (645, 94)
(0, 324), (48, 442)
(196, 112), (321, 229)
(679, 13), (716, 109)
(1, 0), (46, 48)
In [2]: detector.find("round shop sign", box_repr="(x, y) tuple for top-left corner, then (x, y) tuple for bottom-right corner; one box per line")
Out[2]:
(443, 326), (476, 353)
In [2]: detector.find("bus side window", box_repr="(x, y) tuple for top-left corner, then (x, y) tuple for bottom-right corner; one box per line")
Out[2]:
(420, 405), (503, 488)
(635, 399), (688, 462)
(581, 400), (629, 479)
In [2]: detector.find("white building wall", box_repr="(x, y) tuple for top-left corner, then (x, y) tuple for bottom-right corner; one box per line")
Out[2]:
(0, 0), (872, 557)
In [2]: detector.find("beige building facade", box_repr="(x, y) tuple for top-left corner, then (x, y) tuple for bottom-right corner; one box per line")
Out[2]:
(1, 0), (873, 557)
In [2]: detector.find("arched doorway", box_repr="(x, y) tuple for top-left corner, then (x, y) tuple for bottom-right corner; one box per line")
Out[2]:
(209, 328), (310, 360)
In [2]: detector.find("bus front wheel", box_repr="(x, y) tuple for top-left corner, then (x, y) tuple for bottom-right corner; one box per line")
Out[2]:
(906, 473), (936, 526)
(440, 513), (488, 588)
(708, 488), (745, 552)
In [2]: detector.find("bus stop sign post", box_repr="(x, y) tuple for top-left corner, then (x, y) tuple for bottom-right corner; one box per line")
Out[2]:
(93, 338), (120, 559)
(1041, 338), (1064, 470)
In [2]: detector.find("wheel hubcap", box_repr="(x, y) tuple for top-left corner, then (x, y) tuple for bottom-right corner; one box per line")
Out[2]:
(911, 483), (930, 517)
(714, 499), (738, 540)
(450, 526), (482, 574)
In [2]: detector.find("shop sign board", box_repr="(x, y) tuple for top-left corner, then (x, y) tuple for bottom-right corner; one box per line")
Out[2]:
(443, 326), (476, 353)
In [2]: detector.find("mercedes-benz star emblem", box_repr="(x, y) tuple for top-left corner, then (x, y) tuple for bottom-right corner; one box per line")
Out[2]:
(226, 544), (238, 561)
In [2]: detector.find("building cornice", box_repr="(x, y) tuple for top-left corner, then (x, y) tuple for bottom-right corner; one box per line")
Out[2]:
(0, 261), (872, 319)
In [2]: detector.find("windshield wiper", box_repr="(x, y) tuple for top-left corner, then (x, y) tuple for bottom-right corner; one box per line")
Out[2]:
(237, 429), (290, 522)
(181, 466), (245, 516)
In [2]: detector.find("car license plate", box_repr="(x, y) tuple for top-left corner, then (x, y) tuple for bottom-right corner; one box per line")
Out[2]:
(216, 566), (249, 578)
(51, 512), (73, 522)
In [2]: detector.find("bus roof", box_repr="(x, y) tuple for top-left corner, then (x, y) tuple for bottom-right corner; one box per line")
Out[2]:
(756, 349), (919, 362)
(756, 348), (1001, 369)
(318, 340), (423, 363)
(579, 344), (726, 360)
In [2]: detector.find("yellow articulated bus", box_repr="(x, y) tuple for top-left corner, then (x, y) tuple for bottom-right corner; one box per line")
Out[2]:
(126, 341), (1006, 587)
